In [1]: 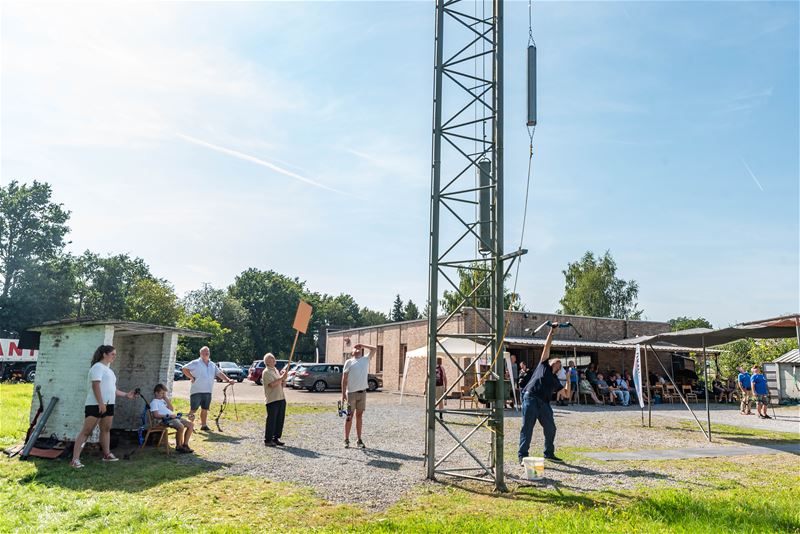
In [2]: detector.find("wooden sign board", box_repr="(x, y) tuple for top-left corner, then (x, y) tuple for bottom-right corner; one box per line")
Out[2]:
(293, 300), (313, 334)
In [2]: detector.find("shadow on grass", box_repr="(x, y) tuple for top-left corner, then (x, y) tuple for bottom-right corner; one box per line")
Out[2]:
(16, 448), (229, 493)
(720, 436), (800, 455)
(444, 478), (604, 508)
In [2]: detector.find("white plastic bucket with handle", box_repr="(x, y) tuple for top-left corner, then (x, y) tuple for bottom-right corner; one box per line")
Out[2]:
(522, 456), (545, 480)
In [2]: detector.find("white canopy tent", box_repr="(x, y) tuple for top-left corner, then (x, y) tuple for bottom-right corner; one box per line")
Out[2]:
(400, 337), (518, 409)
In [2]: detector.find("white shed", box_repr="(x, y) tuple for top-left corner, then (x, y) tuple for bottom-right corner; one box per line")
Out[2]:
(765, 349), (800, 402)
(28, 319), (207, 443)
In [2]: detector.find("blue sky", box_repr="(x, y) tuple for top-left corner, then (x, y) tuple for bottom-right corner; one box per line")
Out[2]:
(1, 1), (797, 327)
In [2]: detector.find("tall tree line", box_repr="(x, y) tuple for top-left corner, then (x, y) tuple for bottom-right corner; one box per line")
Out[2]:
(0, 181), (390, 364)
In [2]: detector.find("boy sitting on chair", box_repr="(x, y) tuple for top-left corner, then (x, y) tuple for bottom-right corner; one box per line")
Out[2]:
(151, 383), (195, 453)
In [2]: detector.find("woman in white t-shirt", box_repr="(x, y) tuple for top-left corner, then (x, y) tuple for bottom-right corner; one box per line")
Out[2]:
(70, 345), (138, 468)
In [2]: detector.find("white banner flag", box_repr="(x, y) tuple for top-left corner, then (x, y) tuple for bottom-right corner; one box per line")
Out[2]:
(633, 344), (645, 408)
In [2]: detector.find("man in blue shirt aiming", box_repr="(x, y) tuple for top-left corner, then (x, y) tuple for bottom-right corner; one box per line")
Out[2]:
(518, 324), (564, 465)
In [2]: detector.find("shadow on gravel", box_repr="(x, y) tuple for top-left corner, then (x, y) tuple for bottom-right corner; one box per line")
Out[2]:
(202, 431), (244, 444)
(361, 448), (423, 463)
(282, 446), (321, 459)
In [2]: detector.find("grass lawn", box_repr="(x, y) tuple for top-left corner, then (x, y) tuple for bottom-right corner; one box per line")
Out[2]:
(1, 383), (798, 533)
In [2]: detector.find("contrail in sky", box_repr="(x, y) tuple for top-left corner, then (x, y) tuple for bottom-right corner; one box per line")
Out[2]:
(740, 158), (764, 192)
(176, 133), (350, 196)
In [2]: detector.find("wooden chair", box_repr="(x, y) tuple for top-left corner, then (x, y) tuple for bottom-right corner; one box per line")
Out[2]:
(664, 384), (678, 404)
(459, 385), (478, 409)
(682, 385), (698, 404)
(140, 410), (175, 454)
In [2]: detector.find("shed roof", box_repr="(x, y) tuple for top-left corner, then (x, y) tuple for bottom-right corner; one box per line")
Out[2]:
(30, 318), (209, 338)
(774, 349), (800, 364)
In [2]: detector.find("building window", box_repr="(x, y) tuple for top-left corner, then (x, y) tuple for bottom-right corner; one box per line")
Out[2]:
(376, 345), (384, 372)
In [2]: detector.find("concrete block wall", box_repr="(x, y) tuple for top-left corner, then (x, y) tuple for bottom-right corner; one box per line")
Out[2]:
(111, 333), (177, 431)
(31, 325), (114, 442)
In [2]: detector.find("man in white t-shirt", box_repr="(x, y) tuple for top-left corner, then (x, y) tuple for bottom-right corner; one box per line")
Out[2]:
(182, 346), (234, 431)
(342, 343), (374, 449)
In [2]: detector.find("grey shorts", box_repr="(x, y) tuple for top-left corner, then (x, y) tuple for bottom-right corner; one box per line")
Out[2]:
(190, 392), (212, 410)
(755, 394), (768, 404)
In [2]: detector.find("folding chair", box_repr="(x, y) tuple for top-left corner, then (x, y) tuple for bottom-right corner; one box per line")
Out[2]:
(682, 385), (698, 404)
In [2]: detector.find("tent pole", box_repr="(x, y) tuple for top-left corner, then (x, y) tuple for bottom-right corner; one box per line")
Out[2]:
(703, 336), (711, 442)
(643, 345), (651, 427)
(649, 344), (709, 440)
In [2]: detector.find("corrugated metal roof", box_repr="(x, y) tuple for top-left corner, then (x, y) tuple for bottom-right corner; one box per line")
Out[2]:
(31, 319), (209, 338)
(505, 337), (624, 350)
(774, 349), (800, 363)
(504, 337), (717, 353)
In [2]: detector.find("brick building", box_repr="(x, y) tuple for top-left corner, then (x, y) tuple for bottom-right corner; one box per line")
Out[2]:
(326, 310), (703, 395)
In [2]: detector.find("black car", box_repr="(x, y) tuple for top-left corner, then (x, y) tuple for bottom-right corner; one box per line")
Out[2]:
(217, 361), (246, 382)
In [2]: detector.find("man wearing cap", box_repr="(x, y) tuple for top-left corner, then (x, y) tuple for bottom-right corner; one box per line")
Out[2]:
(518, 324), (564, 465)
(342, 343), (375, 448)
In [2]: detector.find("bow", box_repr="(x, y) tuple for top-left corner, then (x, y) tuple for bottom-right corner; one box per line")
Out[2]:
(135, 388), (149, 446)
(214, 383), (238, 432)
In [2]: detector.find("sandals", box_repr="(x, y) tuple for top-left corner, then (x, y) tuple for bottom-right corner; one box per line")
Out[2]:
(70, 459), (85, 469)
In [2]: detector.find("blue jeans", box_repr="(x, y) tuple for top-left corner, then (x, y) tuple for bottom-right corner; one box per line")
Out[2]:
(518, 393), (556, 459)
(612, 390), (630, 405)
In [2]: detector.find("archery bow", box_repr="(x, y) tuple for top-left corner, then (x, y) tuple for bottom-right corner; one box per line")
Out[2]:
(214, 383), (238, 432)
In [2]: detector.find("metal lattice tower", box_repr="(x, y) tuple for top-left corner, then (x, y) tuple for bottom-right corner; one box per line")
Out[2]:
(426, 0), (519, 492)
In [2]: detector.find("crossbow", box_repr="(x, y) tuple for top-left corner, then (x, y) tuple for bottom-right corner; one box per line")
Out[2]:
(214, 382), (239, 432)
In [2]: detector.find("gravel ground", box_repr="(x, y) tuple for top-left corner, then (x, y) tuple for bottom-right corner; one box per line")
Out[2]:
(192, 396), (798, 510)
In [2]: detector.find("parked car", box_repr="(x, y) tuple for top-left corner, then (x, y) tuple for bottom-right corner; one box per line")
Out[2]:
(285, 362), (302, 388)
(248, 359), (289, 385)
(292, 364), (382, 393)
(173, 363), (185, 381)
(216, 361), (246, 382)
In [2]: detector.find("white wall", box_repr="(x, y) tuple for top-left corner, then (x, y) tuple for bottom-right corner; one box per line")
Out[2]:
(30, 325), (113, 442)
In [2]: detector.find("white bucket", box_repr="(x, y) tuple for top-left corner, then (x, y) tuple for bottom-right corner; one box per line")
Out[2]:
(522, 456), (545, 480)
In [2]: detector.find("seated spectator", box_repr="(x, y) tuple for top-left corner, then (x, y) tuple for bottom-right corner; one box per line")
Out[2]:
(614, 374), (631, 406)
(150, 383), (194, 453)
(595, 373), (611, 402)
(579, 373), (604, 405)
(586, 364), (599, 386)
(712, 378), (733, 403)
(623, 372), (639, 403)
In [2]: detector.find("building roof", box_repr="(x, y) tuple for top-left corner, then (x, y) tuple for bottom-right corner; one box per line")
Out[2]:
(30, 318), (209, 338)
(504, 336), (717, 353)
(774, 349), (800, 364)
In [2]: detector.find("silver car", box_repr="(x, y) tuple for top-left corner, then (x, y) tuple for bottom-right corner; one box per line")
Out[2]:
(293, 363), (382, 392)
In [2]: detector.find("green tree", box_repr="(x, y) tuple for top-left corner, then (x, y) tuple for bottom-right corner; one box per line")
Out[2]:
(359, 307), (388, 326)
(668, 316), (712, 331)
(0, 181), (70, 300)
(229, 269), (307, 359)
(391, 295), (405, 322)
(404, 300), (421, 320)
(76, 252), (153, 319)
(558, 250), (642, 319)
(716, 338), (798, 378)
(181, 284), (254, 362)
(0, 254), (76, 332)
(177, 313), (231, 361)
(125, 278), (182, 326)
(441, 262), (523, 315)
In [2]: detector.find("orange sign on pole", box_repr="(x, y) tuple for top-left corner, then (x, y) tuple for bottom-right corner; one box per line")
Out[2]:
(287, 300), (313, 368)
(293, 300), (313, 334)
